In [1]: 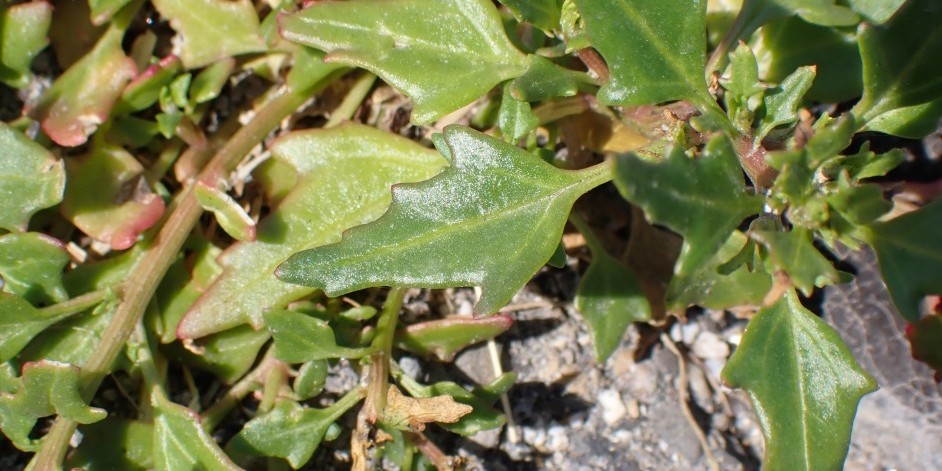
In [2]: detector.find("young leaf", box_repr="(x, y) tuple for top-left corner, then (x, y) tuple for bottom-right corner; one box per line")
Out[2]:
(574, 0), (718, 115)
(280, 0), (528, 124)
(151, 0), (265, 69)
(575, 251), (651, 361)
(500, 0), (562, 32)
(265, 310), (371, 363)
(750, 228), (840, 295)
(194, 182), (256, 242)
(0, 1), (52, 88)
(275, 125), (612, 315)
(381, 385), (473, 432)
(613, 135), (763, 277)
(27, 26), (136, 147)
(852, 0), (942, 138)
(0, 122), (65, 232)
(227, 390), (364, 468)
(498, 83), (538, 143)
(869, 199), (942, 322)
(178, 124), (446, 338)
(0, 232), (69, 305)
(189, 58), (235, 104)
(61, 145), (166, 251)
(722, 42), (766, 133)
(722, 290), (877, 471)
(394, 314), (513, 362)
(756, 65), (816, 141)
(152, 389), (240, 471)
(115, 55), (183, 115)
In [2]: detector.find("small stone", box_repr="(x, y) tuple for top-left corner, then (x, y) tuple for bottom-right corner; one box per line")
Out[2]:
(598, 388), (627, 425)
(626, 398), (641, 419)
(692, 331), (730, 360)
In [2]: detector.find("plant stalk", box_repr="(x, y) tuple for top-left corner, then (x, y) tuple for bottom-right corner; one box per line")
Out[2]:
(363, 287), (406, 422)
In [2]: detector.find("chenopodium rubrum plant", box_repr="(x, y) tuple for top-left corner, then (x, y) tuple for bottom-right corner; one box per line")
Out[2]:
(0, 0), (940, 469)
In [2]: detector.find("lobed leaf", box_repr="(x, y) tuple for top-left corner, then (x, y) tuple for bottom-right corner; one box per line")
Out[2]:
(756, 65), (816, 141)
(0, 361), (106, 431)
(852, 0), (942, 138)
(0, 232), (69, 306)
(151, 0), (265, 69)
(178, 124), (446, 338)
(152, 389), (240, 471)
(280, 0), (528, 124)
(0, 122), (66, 232)
(613, 135), (763, 277)
(722, 290), (877, 471)
(276, 125), (612, 315)
(750, 228), (840, 295)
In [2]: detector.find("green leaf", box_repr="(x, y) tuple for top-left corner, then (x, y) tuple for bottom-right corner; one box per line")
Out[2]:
(227, 390), (364, 468)
(396, 371), (515, 436)
(194, 182), (256, 242)
(756, 65), (816, 141)
(613, 135), (763, 277)
(178, 124), (446, 338)
(0, 1), (52, 88)
(27, 26), (136, 147)
(666, 231), (772, 311)
(265, 310), (371, 363)
(498, 83), (538, 143)
(165, 326), (269, 384)
(722, 42), (766, 133)
(61, 144), (166, 250)
(154, 236), (222, 343)
(756, 16), (862, 103)
(500, 0), (562, 32)
(276, 125), (612, 315)
(847, 0), (908, 24)
(152, 389), (240, 471)
(0, 360), (106, 425)
(280, 0), (527, 124)
(189, 58), (234, 104)
(575, 251), (651, 361)
(88, 0), (133, 25)
(0, 293), (81, 363)
(906, 314), (942, 378)
(151, 0), (265, 69)
(67, 419), (154, 471)
(0, 232), (69, 305)
(750, 228), (840, 295)
(115, 56), (183, 115)
(293, 360), (328, 400)
(0, 122), (66, 232)
(829, 143), (904, 181)
(17, 300), (117, 367)
(509, 54), (587, 102)
(852, 0), (942, 138)
(722, 290), (877, 471)
(395, 314), (513, 362)
(869, 199), (942, 322)
(574, 0), (717, 114)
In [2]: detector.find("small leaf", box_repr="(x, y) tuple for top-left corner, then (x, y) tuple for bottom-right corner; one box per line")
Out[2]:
(280, 0), (528, 124)
(721, 42), (765, 133)
(499, 0), (562, 32)
(276, 125), (612, 315)
(88, 0), (133, 25)
(194, 182), (256, 242)
(906, 314), (942, 379)
(165, 326), (269, 384)
(178, 124), (445, 338)
(575, 251), (651, 361)
(189, 58), (234, 104)
(27, 26), (136, 147)
(0, 293), (81, 363)
(0, 122), (66, 232)
(61, 145), (166, 250)
(847, 0), (908, 24)
(0, 232), (69, 305)
(381, 385), (473, 432)
(509, 54), (586, 102)
(750, 228), (840, 295)
(395, 314), (513, 362)
(67, 418), (154, 471)
(227, 390), (364, 468)
(151, 0), (265, 69)
(870, 199), (942, 322)
(613, 135), (763, 276)
(830, 143), (904, 181)
(0, 1), (52, 88)
(0, 360), (106, 424)
(852, 0), (942, 138)
(152, 389), (240, 471)
(722, 290), (877, 471)
(115, 55), (183, 115)
(574, 0), (718, 114)
(265, 310), (371, 363)
(293, 360), (328, 400)
(498, 83), (538, 143)
(756, 66), (816, 141)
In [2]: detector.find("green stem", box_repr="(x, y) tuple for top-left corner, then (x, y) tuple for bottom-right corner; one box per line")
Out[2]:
(201, 347), (278, 432)
(30, 81), (329, 470)
(325, 72), (377, 128)
(363, 287), (406, 422)
(37, 288), (114, 320)
(575, 158), (615, 194)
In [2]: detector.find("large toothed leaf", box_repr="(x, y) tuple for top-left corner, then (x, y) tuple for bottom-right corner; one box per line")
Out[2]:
(152, 389), (240, 471)
(151, 0), (265, 69)
(280, 0), (528, 124)
(276, 125), (612, 315)
(574, 0), (717, 114)
(61, 145), (165, 251)
(0, 123), (65, 232)
(614, 135), (763, 277)
(178, 124), (445, 339)
(869, 199), (942, 322)
(227, 391), (363, 468)
(27, 26), (136, 147)
(0, 1), (52, 88)
(0, 232), (69, 306)
(722, 290), (877, 471)
(852, 0), (942, 138)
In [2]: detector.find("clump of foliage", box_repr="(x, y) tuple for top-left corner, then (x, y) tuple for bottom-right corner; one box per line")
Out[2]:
(1, 0), (940, 469)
